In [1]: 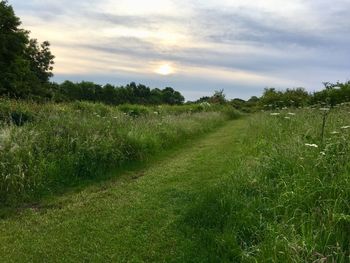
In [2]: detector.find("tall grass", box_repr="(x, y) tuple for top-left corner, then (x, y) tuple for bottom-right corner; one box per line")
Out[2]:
(0, 99), (240, 205)
(181, 105), (350, 262)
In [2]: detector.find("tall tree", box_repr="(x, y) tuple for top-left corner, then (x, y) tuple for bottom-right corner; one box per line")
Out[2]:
(0, 0), (54, 98)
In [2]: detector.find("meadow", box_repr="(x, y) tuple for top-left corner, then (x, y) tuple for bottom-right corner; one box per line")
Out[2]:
(182, 105), (350, 262)
(0, 99), (239, 206)
(0, 100), (349, 262)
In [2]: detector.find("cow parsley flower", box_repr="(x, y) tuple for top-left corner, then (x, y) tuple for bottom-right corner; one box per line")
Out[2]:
(305, 143), (318, 148)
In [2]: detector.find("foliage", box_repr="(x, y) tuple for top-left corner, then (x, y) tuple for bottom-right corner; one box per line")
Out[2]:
(50, 81), (185, 105)
(311, 81), (350, 106)
(196, 89), (226, 105)
(259, 87), (309, 109)
(0, 0), (54, 99)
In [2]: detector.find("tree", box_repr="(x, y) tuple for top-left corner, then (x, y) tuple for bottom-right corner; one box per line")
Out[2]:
(25, 39), (54, 83)
(259, 88), (283, 109)
(161, 87), (185, 105)
(210, 89), (226, 104)
(0, 0), (54, 99)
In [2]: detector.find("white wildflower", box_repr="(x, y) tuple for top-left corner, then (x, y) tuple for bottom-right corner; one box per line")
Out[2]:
(284, 117), (291, 119)
(330, 131), (339, 134)
(305, 143), (318, 148)
(320, 151), (326, 156)
(270, 113), (280, 116)
(288, 112), (296, 116)
(341, 126), (350, 129)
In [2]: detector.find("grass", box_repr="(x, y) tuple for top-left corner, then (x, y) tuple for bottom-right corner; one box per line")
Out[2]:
(0, 99), (239, 206)
(0, 119), (248, 262)
(0, 102), (349, 262)
(182, 106), (350, 262)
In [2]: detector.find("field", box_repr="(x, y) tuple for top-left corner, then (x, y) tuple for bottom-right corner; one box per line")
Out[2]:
(184, 106), (350, 262)
(0, 99), (239, 206)
(0, 101), (349, 262)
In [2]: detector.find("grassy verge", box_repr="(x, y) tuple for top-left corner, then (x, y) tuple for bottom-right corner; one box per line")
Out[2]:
(181, 106), (350, 262)
(0, 99), (240, 205)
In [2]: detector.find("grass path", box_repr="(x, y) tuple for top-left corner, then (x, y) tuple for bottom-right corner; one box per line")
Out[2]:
(0, 119), (249, 262)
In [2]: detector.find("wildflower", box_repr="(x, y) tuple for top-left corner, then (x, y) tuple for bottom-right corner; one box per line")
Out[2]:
(341, 125), (350, 129)
(287, 112), (296, 116)
(284, 117), (291, 119)
(270, 113), (280, 116)
(320, 108), (330, 111)
(305, 143), (318, 148)
(154, 111), (159, 115)
(330, 131), (339, 134)
(320, 151), (326, 156)
(113, 117), (118, 119)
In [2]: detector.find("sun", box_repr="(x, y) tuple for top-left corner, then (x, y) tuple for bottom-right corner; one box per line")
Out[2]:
(155, 63), (174, 76)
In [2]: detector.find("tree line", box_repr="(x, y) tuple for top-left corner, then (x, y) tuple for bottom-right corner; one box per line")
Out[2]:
(50, 81), (185, 105)
(256, 82), (350, 109)
(195, 82), (350, 112)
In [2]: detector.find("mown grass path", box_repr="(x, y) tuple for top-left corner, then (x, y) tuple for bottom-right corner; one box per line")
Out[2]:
(0, 119), (248, 262)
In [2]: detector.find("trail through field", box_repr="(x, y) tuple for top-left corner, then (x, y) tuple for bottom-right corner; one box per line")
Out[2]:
(0, 119), (248, 262)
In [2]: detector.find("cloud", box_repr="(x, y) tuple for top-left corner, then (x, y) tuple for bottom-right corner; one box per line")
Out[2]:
(9, 0), (350, 100)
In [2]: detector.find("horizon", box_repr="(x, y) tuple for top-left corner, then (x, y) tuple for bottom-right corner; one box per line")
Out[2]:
(10, 0), (350, 100)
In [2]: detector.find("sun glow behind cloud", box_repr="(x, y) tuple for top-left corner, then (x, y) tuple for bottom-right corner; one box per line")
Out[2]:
(155, 63), (175, 76)
(10, 0), (350, 100)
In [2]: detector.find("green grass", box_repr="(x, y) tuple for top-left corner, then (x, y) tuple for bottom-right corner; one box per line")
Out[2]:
(182, 106), (350, 262)
(0, 99), (239, 205)
(0, 104), (349, 262)
(0, 119), (248, 262)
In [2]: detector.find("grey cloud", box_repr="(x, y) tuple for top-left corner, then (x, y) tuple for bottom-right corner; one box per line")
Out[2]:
(75, 34), (349, 76)
(193, 8), (350, 49)
(87, 12), (183, 30)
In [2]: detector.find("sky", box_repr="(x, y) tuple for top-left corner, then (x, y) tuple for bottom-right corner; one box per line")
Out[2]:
(10, 0), (350, 100)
